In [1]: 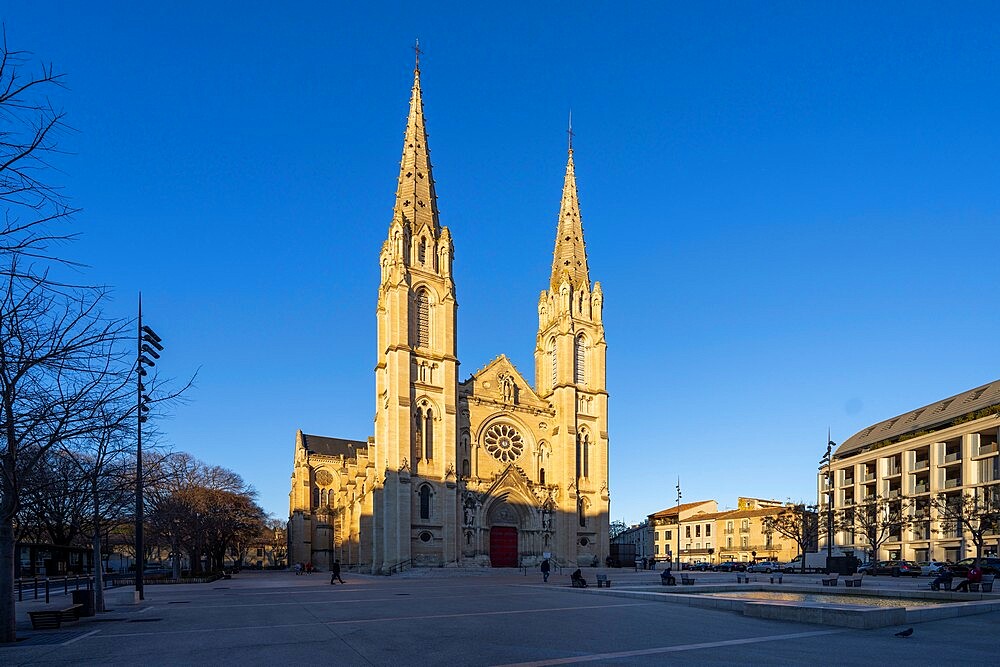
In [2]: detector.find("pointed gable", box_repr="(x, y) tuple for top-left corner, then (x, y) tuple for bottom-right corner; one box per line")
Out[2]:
(461, 354), (548, 410)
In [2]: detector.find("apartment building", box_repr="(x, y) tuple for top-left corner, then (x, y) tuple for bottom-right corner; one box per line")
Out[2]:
(821, 380), (1000, 562)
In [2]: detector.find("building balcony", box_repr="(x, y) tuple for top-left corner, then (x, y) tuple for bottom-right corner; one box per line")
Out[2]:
(724, 529), (734, 535)
(862, 473), (876, 482)
(942, 452), (962, 465)
(680, 548), (714, 556)
(887, 488), (902, 499)
(885, 469), (902, 478)
(912, 483), (929, 494)
(912, 459), (930, 472)
(739, 527), (750, 534)
(943, 478), (962, 489)
(976, 442), (999, 457)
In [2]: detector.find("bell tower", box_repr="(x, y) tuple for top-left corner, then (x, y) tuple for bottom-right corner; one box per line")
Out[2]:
(373, 56), (459, 572)
(534, 133), (609, 564)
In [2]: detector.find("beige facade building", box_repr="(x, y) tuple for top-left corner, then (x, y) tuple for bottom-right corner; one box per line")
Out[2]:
(822, 380), (1000, 563)
(649, 498), (799, 567)
(288, 62), (610, 572)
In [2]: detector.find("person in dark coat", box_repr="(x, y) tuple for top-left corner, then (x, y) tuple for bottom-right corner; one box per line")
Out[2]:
(330, 560), (345, 584)
(540, 559), (551, 583)
(571, 569), (587, 587)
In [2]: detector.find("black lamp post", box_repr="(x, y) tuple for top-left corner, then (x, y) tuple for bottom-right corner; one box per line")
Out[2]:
(135, 294), (163, 601)
(821, 432), (836, 560)
(675, 478), (682, 571)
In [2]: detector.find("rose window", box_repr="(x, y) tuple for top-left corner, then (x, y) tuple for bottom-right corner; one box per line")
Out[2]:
(315, 470), (333, 487)
(483, 423), (524, 464)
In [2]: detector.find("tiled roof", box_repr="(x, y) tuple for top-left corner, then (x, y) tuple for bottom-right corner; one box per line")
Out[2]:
(302, 434), (367, 459)
(834, 379), (1000, 459)
(648, 501), (714, 518)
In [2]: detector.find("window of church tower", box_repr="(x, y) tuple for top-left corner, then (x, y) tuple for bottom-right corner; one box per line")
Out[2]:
(424, 408), (434, 459)
(539, 468), (545, 485)
(462, 459), (470, 477)
(418, 237), (427, 264)
(548, 339), (556, 389)
(414, 289), (430, 347)
(574, 334), (587, 385)
(419, 485), (431, 520)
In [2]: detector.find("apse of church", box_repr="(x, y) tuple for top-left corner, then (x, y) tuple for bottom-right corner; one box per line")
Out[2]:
(287, 59), (609, 572)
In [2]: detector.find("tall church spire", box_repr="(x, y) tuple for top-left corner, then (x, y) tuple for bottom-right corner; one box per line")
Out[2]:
(392, 56), (441, 236)
(550, 139), (590, 292)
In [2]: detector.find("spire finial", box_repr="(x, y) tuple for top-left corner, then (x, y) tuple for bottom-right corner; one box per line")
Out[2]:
(413, 38), (424, 72)
(567, 110), (574, 153)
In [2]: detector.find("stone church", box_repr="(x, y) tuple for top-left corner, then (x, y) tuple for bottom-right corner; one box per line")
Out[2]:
(287, 61), (609, 572)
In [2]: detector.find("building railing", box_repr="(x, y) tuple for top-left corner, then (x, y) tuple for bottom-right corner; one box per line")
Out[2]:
(913, 459), (930, 471)
(944, 478), (962, 488)
(944, 452), (961, 464)
(978, 442), (999, 456)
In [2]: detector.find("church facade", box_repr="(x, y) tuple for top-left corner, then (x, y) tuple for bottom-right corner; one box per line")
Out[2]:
(287, 63), (609, 572)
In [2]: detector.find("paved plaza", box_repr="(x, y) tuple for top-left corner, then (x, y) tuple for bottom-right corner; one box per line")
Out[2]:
(3, 569), (997, 665)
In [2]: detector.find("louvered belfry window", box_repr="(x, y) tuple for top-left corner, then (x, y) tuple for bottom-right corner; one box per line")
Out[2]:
(416, 290), (430, 347)
(549, 340), (557, 388)
(574, 335), (586, 385)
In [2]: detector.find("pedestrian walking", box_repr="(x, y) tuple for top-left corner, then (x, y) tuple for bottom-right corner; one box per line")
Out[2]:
(330, 560), (345, 584)
(540, 558), (551, 583)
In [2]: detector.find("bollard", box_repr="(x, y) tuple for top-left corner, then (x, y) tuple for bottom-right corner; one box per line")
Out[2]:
(17, 579), (21, 602)
(34, 577), (39, 600)
(45, 579), (50, 604)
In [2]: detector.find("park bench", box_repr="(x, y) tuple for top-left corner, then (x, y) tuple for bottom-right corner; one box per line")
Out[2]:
(970, 574), (995, 592)
(28, 604), (82, 630)
(681, 574), (696, 585)
(821, 574), (839, 587)
(844, 574), (864, 588)
(736, 573), (750, 583)
(930, 579), (952, 591)
(660, 573), (676, 586)
(769, 573), (783, 584)
(596, 574), (611, 588)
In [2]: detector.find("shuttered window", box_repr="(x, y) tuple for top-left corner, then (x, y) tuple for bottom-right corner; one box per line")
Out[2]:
(574, 335), (586, 385)
(416, 290), (430, 347)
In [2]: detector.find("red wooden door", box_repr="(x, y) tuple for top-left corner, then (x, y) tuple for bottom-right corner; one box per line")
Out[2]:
(489, 526), (518, 567)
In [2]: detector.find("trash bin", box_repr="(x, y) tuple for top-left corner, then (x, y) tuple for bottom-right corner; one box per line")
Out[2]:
(72, 588), (96, 617)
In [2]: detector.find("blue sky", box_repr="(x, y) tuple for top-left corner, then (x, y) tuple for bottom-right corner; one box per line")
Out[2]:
(5, 2), (1000, 524)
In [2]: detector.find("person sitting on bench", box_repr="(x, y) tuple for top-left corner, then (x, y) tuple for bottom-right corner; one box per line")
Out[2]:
(571, 569), (588, 588)
(930, 567), (953, 590)
(660, 566), (676, 586)
(954, 565), (982, 592)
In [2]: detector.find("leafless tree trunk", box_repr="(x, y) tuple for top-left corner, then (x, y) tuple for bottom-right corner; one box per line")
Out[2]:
(0, 275), (131, 642)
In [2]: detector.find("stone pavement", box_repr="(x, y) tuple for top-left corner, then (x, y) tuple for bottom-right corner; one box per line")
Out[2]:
(1, 568), (996, 665)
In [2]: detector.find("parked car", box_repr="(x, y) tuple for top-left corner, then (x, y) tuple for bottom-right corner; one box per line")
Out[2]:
(690, 562), (712, 571)
(858, 560), (921, 577)
(713, 561), (746, 572)
(746, 561), (781, 573)
(950, 557), (1000, 578)
(917, 561), (949, 577)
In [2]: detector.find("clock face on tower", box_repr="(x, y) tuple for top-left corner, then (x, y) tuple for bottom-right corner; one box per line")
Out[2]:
(483, 423), (524, 464)
(315, 470), (333, 487)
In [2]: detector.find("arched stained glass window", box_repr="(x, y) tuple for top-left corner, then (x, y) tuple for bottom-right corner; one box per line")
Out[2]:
(415, 289), (430, 347)
(419, 485), (431, 520)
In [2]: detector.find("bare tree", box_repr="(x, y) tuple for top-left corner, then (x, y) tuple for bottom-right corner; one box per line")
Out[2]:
(933, 487), (1000, 562)
(0, 276), (131, 642)
(762, 504), (820, 573)
(0, 31), (80, 284)
(840, 495), (911, 564)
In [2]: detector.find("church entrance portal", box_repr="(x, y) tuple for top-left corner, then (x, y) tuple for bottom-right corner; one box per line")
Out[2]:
(489, 526), (518, 567)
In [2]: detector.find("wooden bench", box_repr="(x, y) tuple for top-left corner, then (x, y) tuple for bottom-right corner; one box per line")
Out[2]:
(970, 574), (995, 592)
(681, 574), (696, 585)
(930, 579), (952, 591)
(844, 575), (864, 587)
(660, 573), (676, 586)
(821, 574), (839, 587)
(28, 604), (82, 630)
(736, 573), (750, 583)
(596, 574), (611, 588)
(769, 573), (783, 584)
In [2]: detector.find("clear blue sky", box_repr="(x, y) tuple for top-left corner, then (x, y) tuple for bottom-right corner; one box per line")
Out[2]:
(5, 2), (1000, 525)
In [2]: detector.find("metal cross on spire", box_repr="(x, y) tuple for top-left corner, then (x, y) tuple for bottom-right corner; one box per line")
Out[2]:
(413, 38), (424, 71)
(567, 110), (575, 152)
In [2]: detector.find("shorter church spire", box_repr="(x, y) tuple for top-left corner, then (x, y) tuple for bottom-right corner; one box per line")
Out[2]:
(550, 137), (590, 292)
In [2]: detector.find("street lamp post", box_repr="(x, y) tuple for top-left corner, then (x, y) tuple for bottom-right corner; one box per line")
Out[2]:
(821, 432), (836, 560)
(675, 478), (682, 571)
(135, 294), (163, 601)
